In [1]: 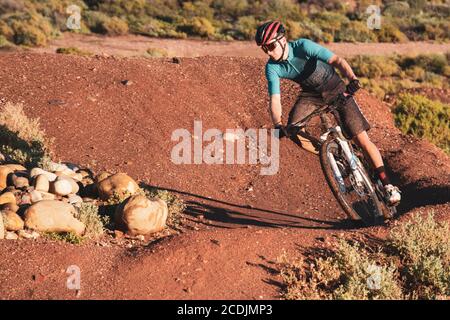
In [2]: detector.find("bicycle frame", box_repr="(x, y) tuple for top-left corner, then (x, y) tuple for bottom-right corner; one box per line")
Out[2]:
(288, 94), (375, 196)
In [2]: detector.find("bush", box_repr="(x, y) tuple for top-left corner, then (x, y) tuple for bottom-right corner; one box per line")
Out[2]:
(56, 46), (92, 56)
(146, 47), (169, 57)
(84, 11), (129, 35)
(101, 16), (129, 36)
(278, 240), (403, 300)
(390, 212), (449, 299)
(394, 94), (450, 154)
(188, 17), (216, 38)
(349, 55), (400, 78)
(4, 11), (56, 46)
(74, 202), (109, 239)
(43, 231), (84, 244)
(278, 212), (449, 300)
(375, 22), (409, 43)
(336, 20), (378, 43)
(0, 102), (53, 168)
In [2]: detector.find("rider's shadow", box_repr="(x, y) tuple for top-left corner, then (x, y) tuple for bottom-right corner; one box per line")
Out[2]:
(140, 183), (360, 230)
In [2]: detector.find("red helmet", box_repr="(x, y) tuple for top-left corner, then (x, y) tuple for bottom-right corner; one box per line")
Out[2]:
(255, 21), (285, 46)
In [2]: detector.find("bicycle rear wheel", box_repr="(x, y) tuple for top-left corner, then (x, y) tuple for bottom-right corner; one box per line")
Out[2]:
(320, 138), (385, 226)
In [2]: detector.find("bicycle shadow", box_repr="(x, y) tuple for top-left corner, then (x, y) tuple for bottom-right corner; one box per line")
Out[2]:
(140, 183), (360, 231)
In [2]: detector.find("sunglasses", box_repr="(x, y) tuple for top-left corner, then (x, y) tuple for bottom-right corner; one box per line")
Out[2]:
(261, 36), (283, 53)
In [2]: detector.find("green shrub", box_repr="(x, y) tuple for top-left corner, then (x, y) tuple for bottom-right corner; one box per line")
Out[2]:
(56, 46), (92, 56)
(278, 240), (403, 300)
(349, 55), (400, 78)
(278, 212), (449, 300)
(336, 20), (378, 43)
(75, 202), (109, 240)
(4, 11), (56, 46)
(101, 16), (129, 36)
(188, 17), (216, 38)
(43, 231), (84, 244)
(390, 212), (450, 299)
(84, 11), (128, 35)
(394, 94), (450, 154)
(375, 22), (409, 43)
(146, 47), (169, 57)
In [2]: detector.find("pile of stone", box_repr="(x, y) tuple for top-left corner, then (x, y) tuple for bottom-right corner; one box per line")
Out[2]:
(0, 162), (168, 241)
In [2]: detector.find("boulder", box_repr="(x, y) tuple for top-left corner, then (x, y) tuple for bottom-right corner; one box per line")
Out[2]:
(5, 231), (18, 240)
(115, 195), (168, 236)
(34, 174), (50, 192)
(95, 171), (111, 183)
(0, 202), (19, 212)
(24, 200), (85, 236)
(0, 165), (13, 190)
(49, 178), (72, 196)
(0, 192), (16, 205)
(30, 190), (43, 203)
(4, 164), (26, 171)
(30, 168), (57, 182)
(97, 173), (140, 200)
(1, 210), (24, 231)
(18, 229), (40, 239)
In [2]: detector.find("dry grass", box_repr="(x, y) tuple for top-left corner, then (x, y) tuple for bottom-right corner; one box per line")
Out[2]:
(0, 102), (53, 168)
(278, 212), (449, 300)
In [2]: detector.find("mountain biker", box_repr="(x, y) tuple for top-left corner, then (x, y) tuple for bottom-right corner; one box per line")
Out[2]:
(255, 21), (401, 206)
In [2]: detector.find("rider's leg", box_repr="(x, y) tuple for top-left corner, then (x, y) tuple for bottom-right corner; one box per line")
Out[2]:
(287, 92), (323, 154)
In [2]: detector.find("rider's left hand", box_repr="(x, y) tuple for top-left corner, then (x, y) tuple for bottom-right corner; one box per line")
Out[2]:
(275, 124), (289, 138)
(346, 79), (361, 95)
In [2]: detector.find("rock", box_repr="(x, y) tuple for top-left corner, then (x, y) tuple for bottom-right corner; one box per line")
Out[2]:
(115, 195), (168, 236)
(0, 192), (16, 205)
(40, 191), (56, 201)
(4, 164), (26, 171)
(20, 193), (32, 205)
(172, 57), (181, 64)
(24, 200), (85, 236)
(13, 175), (29, 189)
(0, 152), (5, 163)
(79, 170), (91, 179)
(0, 214), (4, 239)
(97, 173), (140, 200)
(95, 171), (111, 183)
(5, 231), (18, 240)
(1, 210), (24, 231)
(30, 190), (43, 203)
(49, 179), (72, 196)
(121, 79), (133, 86)
(0, 203), (19, 212)
(68, 194), (83, 206)
(0, 165), (13, 190)
(34, 174), (50, 192)
(52, 176), (79, 195)
(47, 162), (69, 172)
(18, 229), (40, 239)
(30, 168), (57, 182)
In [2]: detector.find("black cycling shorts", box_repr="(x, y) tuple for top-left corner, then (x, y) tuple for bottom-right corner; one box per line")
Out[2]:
(287, 72), (370, 139)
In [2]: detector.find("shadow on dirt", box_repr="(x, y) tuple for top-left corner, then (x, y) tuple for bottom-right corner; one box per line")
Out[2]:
(141, 183), (364, 231)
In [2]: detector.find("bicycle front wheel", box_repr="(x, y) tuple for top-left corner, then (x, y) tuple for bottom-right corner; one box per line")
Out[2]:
(320, 138), (384, 226)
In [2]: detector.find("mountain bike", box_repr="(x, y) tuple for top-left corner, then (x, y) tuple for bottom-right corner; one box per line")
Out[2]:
(287, 93), (397, 226)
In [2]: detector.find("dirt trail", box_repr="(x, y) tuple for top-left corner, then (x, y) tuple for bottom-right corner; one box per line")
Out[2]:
(31, 33), (450, 58)
(0, 53), (448, 299)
